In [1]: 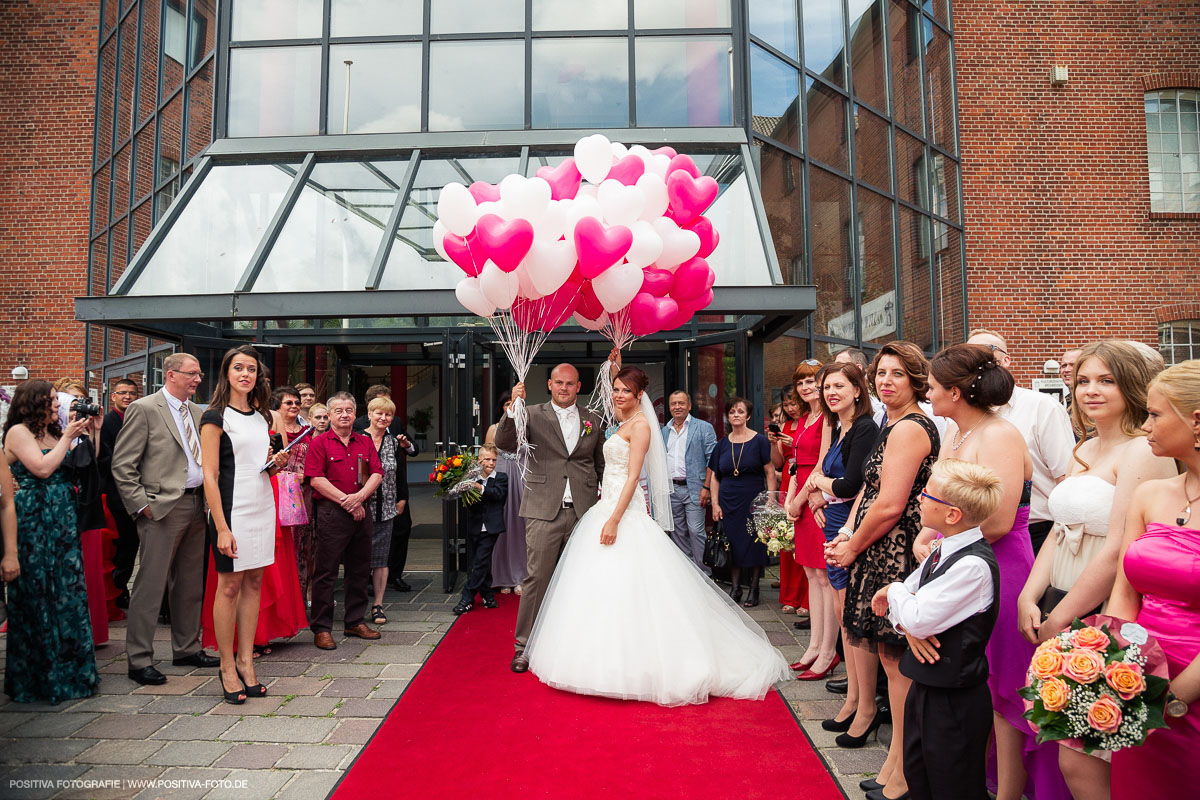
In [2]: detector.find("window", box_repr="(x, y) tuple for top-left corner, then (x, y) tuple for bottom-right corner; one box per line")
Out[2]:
(1159, 321), (1200, 365)
(1146, 89), (1200, 213)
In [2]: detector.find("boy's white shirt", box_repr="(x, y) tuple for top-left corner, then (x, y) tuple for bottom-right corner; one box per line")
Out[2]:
(886, 526), (995, 640)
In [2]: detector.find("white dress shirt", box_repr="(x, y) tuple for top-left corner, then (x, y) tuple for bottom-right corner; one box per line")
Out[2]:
(553, 403), (579, 504)
(479, 473), (492, 532)
(162, 388), (204, 489)
(666, 417), (690, 480)
(996, 385), (1074, 523)
(886, 527), (995, 640)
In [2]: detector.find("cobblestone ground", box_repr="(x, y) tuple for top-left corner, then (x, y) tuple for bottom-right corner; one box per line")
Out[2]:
(0, 558), (887, 799)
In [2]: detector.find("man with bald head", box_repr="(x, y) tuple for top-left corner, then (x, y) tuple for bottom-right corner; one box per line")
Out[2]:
(496, 363), (605, 673)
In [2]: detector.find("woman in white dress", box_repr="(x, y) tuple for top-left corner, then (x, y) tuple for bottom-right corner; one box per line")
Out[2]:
(200, 345), (288, 705)
(526, 365), (793, 707)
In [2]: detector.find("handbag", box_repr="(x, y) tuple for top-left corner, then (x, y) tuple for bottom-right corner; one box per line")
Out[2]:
(1037, 585), (1102, 622)
(703, 519), (732, 570)
(277, 470), (308, 526)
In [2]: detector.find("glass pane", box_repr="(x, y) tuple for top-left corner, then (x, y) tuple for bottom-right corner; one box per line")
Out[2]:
(102, 0), (118, 38)
(854, 105), (891, 192)
(807, 78), (849, 171)
(889, 0), (924, 134)
(759, 144), (805, 284)
(532, 39), (629, 129)
(97, 42), (115, 161)
(127, 163), (299, 295)
(113, 145), (132, 216)
(162, 0), (186, 98)
(93, 164), (111, 235)
(635, 0), (731, 29)
(130, 201), (153, 256)
(809, 167), (853, 338)
(935, 228), (963, 346)
(186, 60), (215, 161)
(896, 129), (925, 208)
(232, 0), (322, 40)
(134, 126), (155, 204)
(157, 92), (183, 185)
(857, 188), (897, 345)
(534, 0), (627, 30)
(750, 45), (800, 147)
(803, 0), (845, 86)
(189, 0), (216, 71)
(933, 153), (959, 224)
(228, 46), (321, 137)
(848, 0), (886, 111)
(926, 0), (949, 25)
(110, 217), (130, 288)
(898, 205), (933, 350)
(691, 153), (773, 286)
(91, 232), (108, 297)
(429, 41), (524, 131)
(749, 0), (798, 59)
(256, 160), (409, 292)
(635, 36), (733, 127)
(926, 25), (955, 154)
(328, 44), (421, 134)
(332, 0), (422, 36)
(138, 0), (160, 125)
(116, 15), (138, 145)
(430, 0), (523, 33)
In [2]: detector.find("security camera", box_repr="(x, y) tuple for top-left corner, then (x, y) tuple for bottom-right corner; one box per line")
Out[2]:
(11, 365), (28, 381)
(1043, 359), (1059, 376)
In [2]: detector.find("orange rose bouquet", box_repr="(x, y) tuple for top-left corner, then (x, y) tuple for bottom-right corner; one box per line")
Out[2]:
(1021, 616), (1171, 753)
(428, 453), (482, 506)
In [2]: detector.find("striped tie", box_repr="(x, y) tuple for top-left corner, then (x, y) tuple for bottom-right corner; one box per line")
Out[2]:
(180, 404), (202, 466)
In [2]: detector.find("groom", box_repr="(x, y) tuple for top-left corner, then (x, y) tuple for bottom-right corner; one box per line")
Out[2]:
(496, 363), (605, 673)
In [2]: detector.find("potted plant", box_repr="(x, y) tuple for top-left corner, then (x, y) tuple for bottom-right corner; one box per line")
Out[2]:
(408, 406), (433, 447)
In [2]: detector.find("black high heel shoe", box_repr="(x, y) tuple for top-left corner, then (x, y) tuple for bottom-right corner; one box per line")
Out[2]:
(220, 673), (246, 705)
(236, 667), (268, 698)
(729, 584), (743, 604)
(835, 714), (882, 748)
(821, 711), (856, 732)
(743, 585), (760, 608)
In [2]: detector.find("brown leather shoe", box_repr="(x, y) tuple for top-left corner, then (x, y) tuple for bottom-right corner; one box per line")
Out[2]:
(511, 652), (529, 673)
(314, 632), (336, 650)
(343, 623), (381, 640)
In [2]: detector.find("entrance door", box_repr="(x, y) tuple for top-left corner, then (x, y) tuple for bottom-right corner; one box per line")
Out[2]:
(439, 330), (488, 592)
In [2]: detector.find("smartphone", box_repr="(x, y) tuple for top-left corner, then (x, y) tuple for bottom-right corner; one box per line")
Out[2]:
(767, 423), (782, 435)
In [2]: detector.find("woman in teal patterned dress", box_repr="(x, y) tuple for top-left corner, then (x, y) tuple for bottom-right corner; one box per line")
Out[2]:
(2, 380), (99, 704)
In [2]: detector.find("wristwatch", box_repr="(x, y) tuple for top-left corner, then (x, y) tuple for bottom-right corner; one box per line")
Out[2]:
(1167, 695), (1189, 718)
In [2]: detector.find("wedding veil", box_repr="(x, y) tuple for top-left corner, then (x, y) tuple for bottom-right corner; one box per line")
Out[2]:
(640, 392), (674, 533)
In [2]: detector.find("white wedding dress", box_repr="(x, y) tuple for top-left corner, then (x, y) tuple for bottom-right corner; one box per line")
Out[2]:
(525, 431), (793, 707)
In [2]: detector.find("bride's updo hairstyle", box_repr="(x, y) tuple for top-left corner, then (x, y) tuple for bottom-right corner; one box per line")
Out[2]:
(614, 365), (649, 397)
(930, 343), (1014, 409)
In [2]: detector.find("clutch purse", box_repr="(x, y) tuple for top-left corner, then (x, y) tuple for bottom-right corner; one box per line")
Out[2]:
(1038, 585), (1101, 621)
(703, 520), (732, 570)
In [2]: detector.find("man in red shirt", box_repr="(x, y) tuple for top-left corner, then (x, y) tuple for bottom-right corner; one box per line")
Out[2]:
(304, 392), (384, 650)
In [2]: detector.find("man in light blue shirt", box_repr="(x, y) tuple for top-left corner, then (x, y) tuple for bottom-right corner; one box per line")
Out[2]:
(662, 391), (717, 573)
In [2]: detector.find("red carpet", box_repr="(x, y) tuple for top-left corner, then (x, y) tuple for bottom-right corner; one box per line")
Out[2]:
(332, 594), (846, 799)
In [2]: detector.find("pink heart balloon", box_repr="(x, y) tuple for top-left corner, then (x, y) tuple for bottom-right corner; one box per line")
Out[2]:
(685, 216), (720, 258)
(476, 213), (534, 273)
(443, 231), (483, 277)
(573, 217), (633, 280)
(666, 154), (700, 179)
(578, 280), (605, 320)
(468, 181), (501, 204)
(630, 293), (680, 337)
(671, 257), (715, 302)
(606, 155), (646, 187)
(640, 267), (675, 298)
(666, 171), (719, 227)
(684, 288), (714, 313)
(535, 158), (583, 201)
(650, 146), (678, 159)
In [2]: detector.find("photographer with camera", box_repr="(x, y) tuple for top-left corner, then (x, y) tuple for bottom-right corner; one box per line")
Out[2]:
(54, 378), (103, 442)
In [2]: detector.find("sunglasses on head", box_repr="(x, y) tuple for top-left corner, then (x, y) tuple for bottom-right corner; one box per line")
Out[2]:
(801, 359), (820, 366)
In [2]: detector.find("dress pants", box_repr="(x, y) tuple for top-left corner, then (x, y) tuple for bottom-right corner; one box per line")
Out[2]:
(309, 502), (373, 633)
(125, 494), (206, 669)
(461, 524), (499, 604)
(903, 681), (992, 800)
(105, 490), (140, 592)
(514, 504), (577, 649)
(668, 483), (708, 573)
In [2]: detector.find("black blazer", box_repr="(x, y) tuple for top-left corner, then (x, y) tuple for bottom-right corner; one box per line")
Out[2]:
(465, 472), (508, 535)
(97, 409), (124, 493)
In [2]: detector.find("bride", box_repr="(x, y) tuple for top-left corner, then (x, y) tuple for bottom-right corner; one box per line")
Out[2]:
(525, 364), (793, 706)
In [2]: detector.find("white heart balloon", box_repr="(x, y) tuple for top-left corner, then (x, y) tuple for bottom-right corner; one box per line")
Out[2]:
(610, 141), (629, 161)
(574, 133), (614, 185)
(575, 184), (599, 200)
(524, 238), (577, 296)
(574, 311), (609, 331)
(532, 199), (569, 242)
(597, 179), (645, 228)
(652, 217), (702, 270)
(564, 195), (604, 233)
(437, 182), (479, 236)
(432, 219), (451, 262)
(499, 174), (551, 222)
(514, 262), (543, 300)
(626, 220), (664, 268)
(478, 261), (520, 310)
(591, 260), (644, 313)
(475, 199), (508, 219)
(635, 173), (669, 220)
(455, 276), (496, 318)
(646, 153), (670, 179)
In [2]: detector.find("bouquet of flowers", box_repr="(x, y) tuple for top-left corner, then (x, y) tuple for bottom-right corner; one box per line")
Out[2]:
(1020, 616), (1172, 754)
(751, 491), (794, 555)
(428, 453), (483, 506)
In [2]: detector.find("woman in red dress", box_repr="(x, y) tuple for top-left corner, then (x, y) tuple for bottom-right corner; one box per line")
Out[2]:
(771, 384), (808, 615)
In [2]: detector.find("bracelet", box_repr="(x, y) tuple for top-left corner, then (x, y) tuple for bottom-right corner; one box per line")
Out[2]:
(838, 526), (853, 539)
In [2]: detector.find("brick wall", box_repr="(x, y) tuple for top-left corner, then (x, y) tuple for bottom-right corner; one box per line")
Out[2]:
(955, 0), (1200, 384)
(0, 0), (99, 383)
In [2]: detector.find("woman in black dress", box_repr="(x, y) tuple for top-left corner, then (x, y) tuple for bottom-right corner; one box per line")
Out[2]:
(709, 396), (778, 607)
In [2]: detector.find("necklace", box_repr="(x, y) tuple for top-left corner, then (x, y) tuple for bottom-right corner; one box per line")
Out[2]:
(731, 434), (749, 477)
(617, 411), (643, 427)
(1177, 474), (1200, 527)
(951, 415), (989, 451)
(801, 410), (822, 433)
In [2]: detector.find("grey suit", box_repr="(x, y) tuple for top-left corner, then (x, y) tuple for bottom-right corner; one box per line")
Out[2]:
(496, 400), (605, 649)
(110, 390), (207, 669)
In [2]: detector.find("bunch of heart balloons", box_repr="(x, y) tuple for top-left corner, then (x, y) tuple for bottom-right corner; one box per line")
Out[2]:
(438, 133), (720, 341)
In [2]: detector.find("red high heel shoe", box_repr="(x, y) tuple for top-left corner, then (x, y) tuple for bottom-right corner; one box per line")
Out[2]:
(796, 654), (841, 681)
(790, 656), (816, 671)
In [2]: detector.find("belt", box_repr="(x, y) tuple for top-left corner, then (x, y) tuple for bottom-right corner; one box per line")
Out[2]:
(562, 501), (574, 509)
(183, 486), (202, 495)
(672, 478), (688, 486)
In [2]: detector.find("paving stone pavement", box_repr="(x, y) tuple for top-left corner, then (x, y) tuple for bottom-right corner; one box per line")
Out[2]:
(0, 566), (888, 798)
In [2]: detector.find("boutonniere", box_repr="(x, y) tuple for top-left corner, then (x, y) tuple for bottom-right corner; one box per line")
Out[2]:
(581, 420), (594, 437)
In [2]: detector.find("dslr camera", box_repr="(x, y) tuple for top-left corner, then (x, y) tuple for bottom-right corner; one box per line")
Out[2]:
(71, 397), (103, 418)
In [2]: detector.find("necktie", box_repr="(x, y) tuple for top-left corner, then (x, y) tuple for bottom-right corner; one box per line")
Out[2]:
(560, 409), (578, 451)
(920, 540), (943, 586)
(180, 404), (202, 466)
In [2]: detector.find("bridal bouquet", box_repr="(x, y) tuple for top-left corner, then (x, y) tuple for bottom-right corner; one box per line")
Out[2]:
(751, 491), (794, 554)
(428, 453), (483, 506)
(1020, 616), (1171, 754)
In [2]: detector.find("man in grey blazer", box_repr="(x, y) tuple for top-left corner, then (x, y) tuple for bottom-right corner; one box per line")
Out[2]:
(663, 391), (717, 572)
(496, 363), (605, 673)
(111, 353), (218, 685)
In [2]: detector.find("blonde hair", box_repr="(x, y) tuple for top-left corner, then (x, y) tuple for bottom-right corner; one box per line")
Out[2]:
(1149, 359), (1200, 429)
(367, 396), (396, 416)
(53, 377), (85, 394)
(1070, 340), (1162, 467)
(478, 444), (499, 457)
(968, 328), (1007, 348)
(1123, 340), (1165, 371)
(929, 458), (1003, 526)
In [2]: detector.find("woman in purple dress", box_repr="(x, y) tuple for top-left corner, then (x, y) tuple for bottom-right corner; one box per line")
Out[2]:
(918, 344), (1069, 800)
(485, 395), (527, 593)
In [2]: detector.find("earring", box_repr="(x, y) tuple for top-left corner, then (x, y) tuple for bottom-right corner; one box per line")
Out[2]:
(1194, 434), (1199, 452)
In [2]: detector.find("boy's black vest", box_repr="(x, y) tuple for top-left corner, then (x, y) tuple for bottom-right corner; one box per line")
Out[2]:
(899, 538), (1000, 688)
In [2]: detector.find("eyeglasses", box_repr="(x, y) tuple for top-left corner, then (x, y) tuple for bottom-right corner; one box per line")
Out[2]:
(280, 400), (300, 406)
(171, 369), (204, 380)
(920, 490), (958, 509)
(984, 344), (1007, 356)
(801, 359), (820, 366)
(112, 390), (137, 397)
